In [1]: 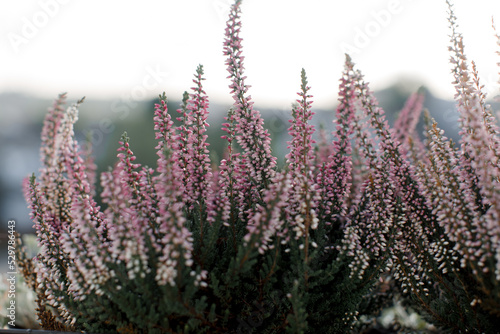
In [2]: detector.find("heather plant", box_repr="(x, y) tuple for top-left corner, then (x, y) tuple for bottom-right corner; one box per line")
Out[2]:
(15, 0), (500, 333)
(385, 2), (500, 332)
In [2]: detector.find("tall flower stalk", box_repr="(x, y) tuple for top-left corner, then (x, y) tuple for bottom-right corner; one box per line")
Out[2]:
(223, 0), (277, 199)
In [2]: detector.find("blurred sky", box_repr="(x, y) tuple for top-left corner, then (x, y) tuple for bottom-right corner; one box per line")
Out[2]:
(1, 0), (500, 109)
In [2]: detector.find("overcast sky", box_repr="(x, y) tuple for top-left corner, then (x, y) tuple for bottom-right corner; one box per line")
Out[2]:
(1, 0), (500, 109)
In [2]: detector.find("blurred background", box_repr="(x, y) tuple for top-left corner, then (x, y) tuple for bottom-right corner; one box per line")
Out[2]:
(1, 0), (500, 274)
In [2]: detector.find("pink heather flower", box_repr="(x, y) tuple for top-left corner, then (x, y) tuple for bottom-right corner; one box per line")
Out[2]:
(216, 110), (253, 223)
(153, 93), (184, 203)
(182, 65), (213, 209)
(446, 1), (490, 206)
(101, 163), (130, 226)
(282, 69), (320, 260)
(107, 134), (158, 273)
(24, 175), (69, 295)
(37, 93), (71, 235)
(470, 61), (500, 149)
(393, 91), (425, 159)
(176, 91), (190, 177)
(454, 95), (500, 278)
(207, 107), (250, 252)
(341, 127), (396, 280)
(25, 94), (73, 312)
(223, 0), (276, 194)
(414, 120), (490, 279)
(447, 1), (500, 278)
(151, 94), (195, 284)
(57, 101), (113, 298)
(393, 92), (424, 144)
(285, 173), (320, 243)
(27, 98), (115, 310)
(346, 148), (368, 209)
(116, 134), (159, 229)
(211, 109), (239, 229)
(339, 55), (441, 285)
(316, 58), (356, 221)
(155, 200), (195, 286)
(349, 58), (434, 232)
(39, 92), (67, 174)
(285, 69), (316, 176)
(61, 100), (109, 241)
(154, 93), (176, 160)
(208, 113), (236, 227)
